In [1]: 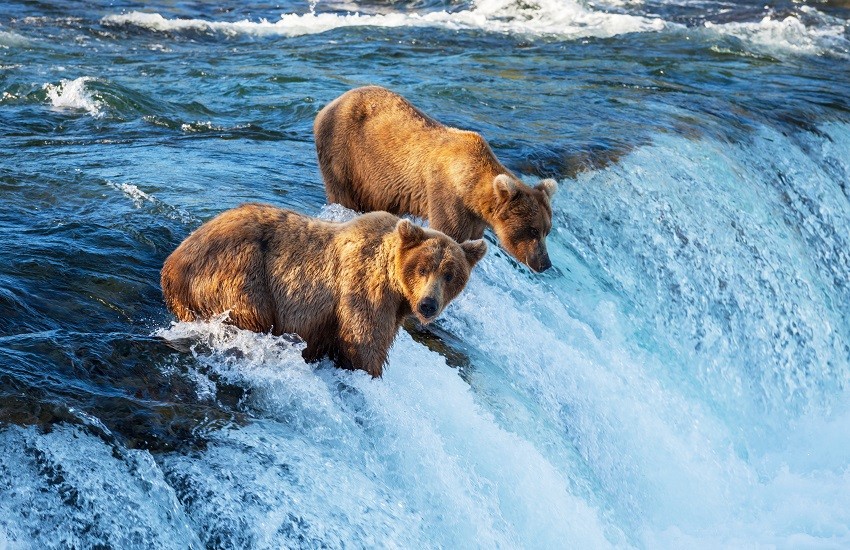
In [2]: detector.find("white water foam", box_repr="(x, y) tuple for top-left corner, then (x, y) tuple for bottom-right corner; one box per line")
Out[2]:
(155, 317), (615, 548)
(179, 121), (222, 133)
(547, 122), (850, 544)
(0, 424), (200, 548)
(106, 181), (198, 223)
(109, 182), (155, 208)
(317, 202), (360, 222)
(0, 29), (31, 48)
(101, 4), (850, 56)
(704, 6), (850, 57)
(102, 0), (666, 41)
(42, 77), (103, 118)
(568, 122), (850, 411)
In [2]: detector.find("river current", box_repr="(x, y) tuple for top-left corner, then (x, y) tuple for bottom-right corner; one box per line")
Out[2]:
(1, 0), (850, 547)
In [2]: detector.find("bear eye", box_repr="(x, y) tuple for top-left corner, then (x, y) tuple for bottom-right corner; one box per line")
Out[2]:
(444, 272), (454, 283)
(529, 228), (540, 240)
(418, 266), (429, 277)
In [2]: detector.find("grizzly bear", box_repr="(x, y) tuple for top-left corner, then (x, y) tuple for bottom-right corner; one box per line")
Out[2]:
(314, 85), (558, 272)
(161, 203), (486, 377)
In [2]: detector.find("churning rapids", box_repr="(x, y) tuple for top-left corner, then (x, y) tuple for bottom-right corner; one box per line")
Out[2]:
(1, 0), (850, 548)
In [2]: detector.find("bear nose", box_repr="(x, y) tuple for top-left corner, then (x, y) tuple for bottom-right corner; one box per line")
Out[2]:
(537, 255), (552, 272)
(417, 297), (438, 318)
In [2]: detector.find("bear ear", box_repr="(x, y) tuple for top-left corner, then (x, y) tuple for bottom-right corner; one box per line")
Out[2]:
(537, 178), (558, 199)
(493, 174), (517, 201)
(460, 239), (487, 267)
(396, 219), (426, 248)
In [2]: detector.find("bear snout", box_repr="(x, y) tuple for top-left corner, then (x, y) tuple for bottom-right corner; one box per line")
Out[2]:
(417, 297), (439, 319)
(529, 243), (552, 272)
(535, 254), (552, 272)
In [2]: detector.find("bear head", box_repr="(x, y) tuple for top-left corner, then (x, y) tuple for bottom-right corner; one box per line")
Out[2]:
(395, 219), (487, 324)
(490, 174), (557, 272)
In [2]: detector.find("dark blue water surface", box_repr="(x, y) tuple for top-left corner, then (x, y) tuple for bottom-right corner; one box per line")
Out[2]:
(2, 0), (850, 547)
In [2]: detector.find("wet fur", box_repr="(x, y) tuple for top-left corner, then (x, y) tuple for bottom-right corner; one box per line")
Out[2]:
(161, 203), (486, 377)
(314, 85), (557, 271)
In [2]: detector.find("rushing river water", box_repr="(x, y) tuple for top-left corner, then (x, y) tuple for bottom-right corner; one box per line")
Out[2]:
(2, 0), (850, 547)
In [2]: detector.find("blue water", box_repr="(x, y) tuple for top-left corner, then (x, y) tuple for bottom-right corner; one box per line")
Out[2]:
(2, 0), (850, 547)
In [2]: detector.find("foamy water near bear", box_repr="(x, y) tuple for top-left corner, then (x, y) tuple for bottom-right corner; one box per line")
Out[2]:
(161, 203), (486, 377)
(314, 86), (558, 272)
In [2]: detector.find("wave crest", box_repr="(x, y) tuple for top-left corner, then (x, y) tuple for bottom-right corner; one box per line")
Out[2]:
(704, 7), (850, 58)
(102, 1), (666, 40)
(42, 77), (103, 117)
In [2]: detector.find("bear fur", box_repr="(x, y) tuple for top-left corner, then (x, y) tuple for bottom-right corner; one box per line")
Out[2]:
(161, 203), (487, 377)
(314, 85), (558, 272)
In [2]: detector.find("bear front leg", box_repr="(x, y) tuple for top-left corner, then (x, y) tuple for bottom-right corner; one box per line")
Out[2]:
(429, 203), (465, 243)
(341, 340), (389, 378)
(429, 199), (482, 243)
(336, 303), (394, 377)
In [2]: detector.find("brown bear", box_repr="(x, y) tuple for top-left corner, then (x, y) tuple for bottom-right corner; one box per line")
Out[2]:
(161, 203), (486, 377)
(314, 85), (558, 272)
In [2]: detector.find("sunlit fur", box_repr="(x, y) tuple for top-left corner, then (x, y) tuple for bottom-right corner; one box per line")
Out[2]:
(161, 204), (486, 377)
(491, 175), (555, 273)
(314, 85), (557, 272)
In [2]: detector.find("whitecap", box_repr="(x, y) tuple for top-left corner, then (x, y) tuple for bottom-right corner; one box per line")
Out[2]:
(317, 203), (358, 222)
(179, 120), (224, 133)
(102, 1), (667, 41)
(108, 182), (155, 208)
(106, 181), (198, 223)
(42, 76), (103, 118)
(0, 29), (31, 48)
(704, 7), (850, 58)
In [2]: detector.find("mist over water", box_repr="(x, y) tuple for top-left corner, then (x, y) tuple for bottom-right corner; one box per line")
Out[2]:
(2, 0), (850, 548)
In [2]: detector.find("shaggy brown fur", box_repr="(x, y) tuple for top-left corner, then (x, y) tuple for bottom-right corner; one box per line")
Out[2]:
(161, 203), (486, 377)
(314, 85), (558, 272)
